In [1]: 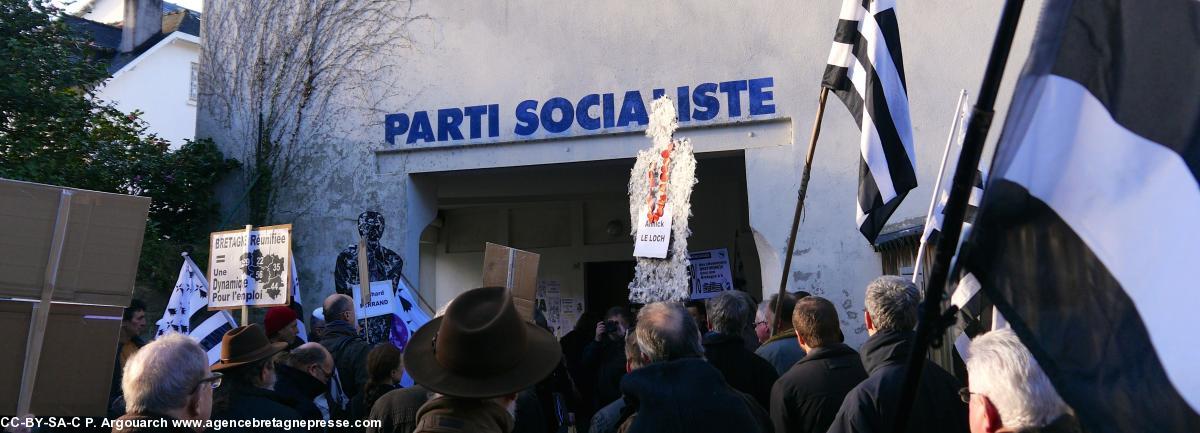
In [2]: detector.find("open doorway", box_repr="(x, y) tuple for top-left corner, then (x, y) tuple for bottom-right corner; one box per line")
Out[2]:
(583, 260), (636, 317)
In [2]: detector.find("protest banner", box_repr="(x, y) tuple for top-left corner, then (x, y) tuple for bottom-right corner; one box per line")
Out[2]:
(207, 224), (293, 311)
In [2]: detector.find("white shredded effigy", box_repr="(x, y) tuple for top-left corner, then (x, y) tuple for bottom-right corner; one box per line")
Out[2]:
(627, 97), (697, 303)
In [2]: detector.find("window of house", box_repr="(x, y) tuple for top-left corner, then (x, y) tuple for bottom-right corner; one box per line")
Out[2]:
(189, 62), (199, 103)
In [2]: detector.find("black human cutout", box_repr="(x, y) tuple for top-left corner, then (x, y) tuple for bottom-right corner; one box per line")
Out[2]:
(334, 211), (404, 345)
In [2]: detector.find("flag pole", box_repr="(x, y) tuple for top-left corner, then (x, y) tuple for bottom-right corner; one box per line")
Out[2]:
(892, 1), (1027, 432)
(912, 90), (968, 285)
(773, 87), (829, 335)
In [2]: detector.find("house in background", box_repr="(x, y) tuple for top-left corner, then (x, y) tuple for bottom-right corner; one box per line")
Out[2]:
(65, 0), (201, 148)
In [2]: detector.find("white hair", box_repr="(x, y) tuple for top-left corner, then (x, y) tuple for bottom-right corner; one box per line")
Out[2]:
(967, 329), (1070, 429)
(864, 275), (920, 331)
(635, 302), (703, 363)
(123, 333), (208, 414)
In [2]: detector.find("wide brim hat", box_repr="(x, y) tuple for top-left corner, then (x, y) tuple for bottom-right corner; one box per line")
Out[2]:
(404, 286), (561, 399)
(212, 324), (287, 372)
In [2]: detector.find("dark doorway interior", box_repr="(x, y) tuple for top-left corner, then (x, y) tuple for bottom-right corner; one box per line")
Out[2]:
(584, 261), (635, 317)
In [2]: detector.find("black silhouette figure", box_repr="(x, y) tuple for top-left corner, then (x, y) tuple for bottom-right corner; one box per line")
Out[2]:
(334, 211), (404, 345)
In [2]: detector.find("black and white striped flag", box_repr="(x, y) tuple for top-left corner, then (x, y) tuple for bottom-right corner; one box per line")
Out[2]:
(290, 257), (308, 343)
(921, 169), (984, 247)
(963, 0), (1200, 431)
(823, 0), (918, 243)
(156, 254), (238, 365)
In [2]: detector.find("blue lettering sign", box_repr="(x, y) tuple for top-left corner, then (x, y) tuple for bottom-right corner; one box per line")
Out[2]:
(383, 77), (776, 145)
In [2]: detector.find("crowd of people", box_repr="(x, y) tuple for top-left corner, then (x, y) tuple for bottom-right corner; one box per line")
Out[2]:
(107, 276), (1080, 433)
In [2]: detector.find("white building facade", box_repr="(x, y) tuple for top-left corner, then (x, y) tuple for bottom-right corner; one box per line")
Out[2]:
(198, 0), (1043, 347)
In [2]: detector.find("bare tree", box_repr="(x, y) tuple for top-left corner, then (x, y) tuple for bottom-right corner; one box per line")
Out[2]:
(199, 0), (430, 225)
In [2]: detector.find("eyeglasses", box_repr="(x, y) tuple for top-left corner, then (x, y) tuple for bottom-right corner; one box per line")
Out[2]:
(754, 321), (768, 327)
(958, 387), (978, 404)
(195, 372), (223, 391)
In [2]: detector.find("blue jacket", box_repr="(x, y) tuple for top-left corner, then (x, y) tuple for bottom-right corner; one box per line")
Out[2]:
(755, 332), (806, 375)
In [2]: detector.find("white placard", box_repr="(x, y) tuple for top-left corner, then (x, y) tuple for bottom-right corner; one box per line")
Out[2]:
(352, 281), (395, 319)
(633, 207), (672, 258)
(688, 248), (734, 300)
(208, 224), (292, 309)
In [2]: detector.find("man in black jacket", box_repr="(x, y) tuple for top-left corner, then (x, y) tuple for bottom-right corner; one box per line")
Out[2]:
(771, 296), (867, 433)
(826, 276), (968, 433)
(615, 302), (770, 433)
(581, 306), (630, 410)
(702, 291), (779, 410)
(275, 342), (335, 420)
(319, 294), (372, 399)
(210, 325), (304, 431)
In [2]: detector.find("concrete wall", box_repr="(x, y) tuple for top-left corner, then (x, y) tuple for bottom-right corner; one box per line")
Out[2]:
(96, 34), (199, 148)
(198, 0), (1044, 349)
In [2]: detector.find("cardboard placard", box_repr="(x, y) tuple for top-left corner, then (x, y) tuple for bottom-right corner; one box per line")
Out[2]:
(207, 224), (293, 310)
(0, 300), (123, 416)
(482, 243), (540, 321)
(0, 179), (150, 306)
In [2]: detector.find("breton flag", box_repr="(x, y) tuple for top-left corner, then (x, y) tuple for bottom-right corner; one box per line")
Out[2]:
(156, 254), (238, 365)
(823, 0), (918, 243)
(962, 0), (1200, 431)
(289, 257), (308, 343)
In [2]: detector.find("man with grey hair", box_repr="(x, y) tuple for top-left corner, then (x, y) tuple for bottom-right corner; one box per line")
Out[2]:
(116, 333), (219, 432)
(702, 291), (779, 409)
(614, 301), (769, 433)
(827, 276), (968, 433)
(966, 329), (1080, 433)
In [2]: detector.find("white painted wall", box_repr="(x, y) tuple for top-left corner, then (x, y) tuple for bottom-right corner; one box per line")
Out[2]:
(199, 0), (1044, 348)
(96, 35), (200, 148)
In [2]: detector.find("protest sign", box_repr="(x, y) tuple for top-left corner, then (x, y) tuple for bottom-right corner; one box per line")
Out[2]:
(688, 248), (734, 300)
(633, 206), (672, 259)
(352, 281), (395, 319)
(482, 243), (540, 321)
(208, 224), (292, 310)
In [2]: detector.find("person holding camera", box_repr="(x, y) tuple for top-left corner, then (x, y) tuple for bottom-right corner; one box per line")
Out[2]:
(581, 306), (632, 416)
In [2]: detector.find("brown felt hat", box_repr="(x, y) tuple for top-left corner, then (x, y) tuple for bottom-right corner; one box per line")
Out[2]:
(211, 324), (287, 372)
(404, 286), (561, 399)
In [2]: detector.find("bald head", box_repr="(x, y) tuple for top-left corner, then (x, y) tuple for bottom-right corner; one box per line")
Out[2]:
(323, 294), (355, 324)
(635, 302), (703, 363)
(288, 342), (335, 384)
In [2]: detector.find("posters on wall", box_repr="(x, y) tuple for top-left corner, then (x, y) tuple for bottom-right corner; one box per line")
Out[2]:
(688, 248), (734, 300)
(208, 224), (293, 309)
(535, 280), (583, 337)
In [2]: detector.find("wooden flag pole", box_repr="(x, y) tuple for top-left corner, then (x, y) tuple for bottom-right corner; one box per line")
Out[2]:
(772, 87), (829, 336)
(892, 1), (1027, 432)
(242, 225), (252, 326)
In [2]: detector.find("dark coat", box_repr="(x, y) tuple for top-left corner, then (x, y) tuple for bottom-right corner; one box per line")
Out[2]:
(211, 385), (305, 432)
(702, 332), (779, 410)
(826, 330), (968, 433)
(581, 337), (626, 408)
(367, 385), (432, 433)
(320, 320), (373, 398)
(274, 364), (327, 421)
(617, 357), (771, 433)
(769, 343), (867, 433)
(111, 412), (193, 433)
